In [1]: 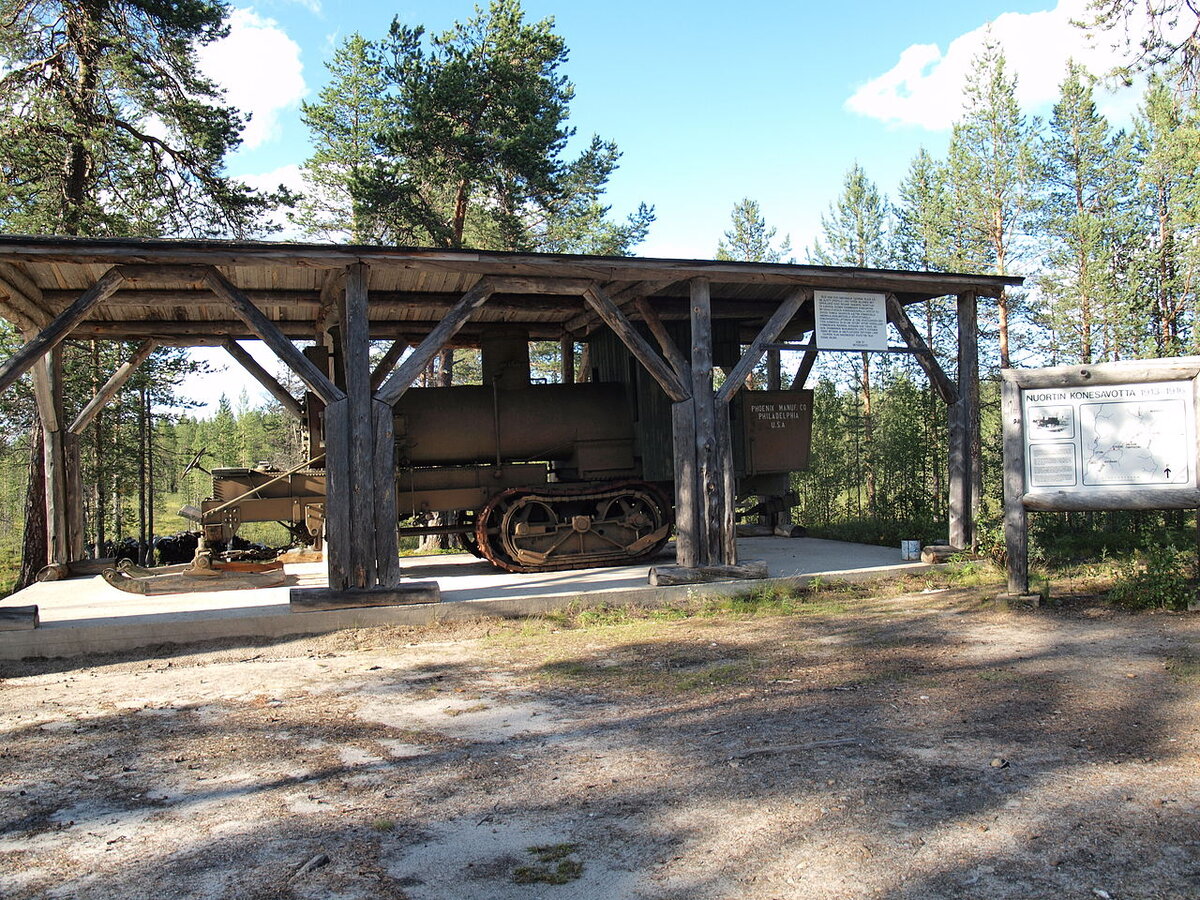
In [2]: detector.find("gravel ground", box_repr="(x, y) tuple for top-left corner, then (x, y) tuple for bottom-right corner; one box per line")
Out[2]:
(0, 581), (1197, 899)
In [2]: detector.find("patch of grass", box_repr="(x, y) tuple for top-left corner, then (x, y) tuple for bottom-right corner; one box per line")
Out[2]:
(573, 604), (638, 627)
(512, 843), (584, 885)
(372, 818), (396, 832)
(442, 702), (489, 717)
(673, 661), (754, 691)
(1165, 654), (1200, 683)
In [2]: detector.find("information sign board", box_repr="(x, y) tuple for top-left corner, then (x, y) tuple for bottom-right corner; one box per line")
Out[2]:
(1000, 357), (1200, 598)
(1022, 380), (1197, 492)
(813, 290), (887, 351)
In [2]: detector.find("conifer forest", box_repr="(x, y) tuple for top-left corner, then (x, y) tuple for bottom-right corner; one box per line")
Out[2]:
(0, 0), (1197, 593)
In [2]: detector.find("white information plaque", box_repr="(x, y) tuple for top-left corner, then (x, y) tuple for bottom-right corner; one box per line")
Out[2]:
(813, 290), (888, 352)
(1022, 380), (1197, 492)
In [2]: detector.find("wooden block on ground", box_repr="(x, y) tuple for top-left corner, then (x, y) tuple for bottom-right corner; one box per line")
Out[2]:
(0, 605), (39, 630)
(649, 560), (768, 586)
(995, 592), (1044, 608)
(290, 582), (441, 611)
(276, 548), (324, 564)
(921, 545), (961, 564)
(774, 524), (807, 538)
(735, 524), (773, 537)
(70, 558), (119, 576)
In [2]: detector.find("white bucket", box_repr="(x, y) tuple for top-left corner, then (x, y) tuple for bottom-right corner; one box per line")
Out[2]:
(900, 540), (921, 560)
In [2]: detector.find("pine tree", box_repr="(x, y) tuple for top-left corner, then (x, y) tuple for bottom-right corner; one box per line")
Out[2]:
(0, 0), (282, 237)
(1131, 76), (1200, 354)
(945, 39), (1038, 367)
(808, 164), (890, 518)
(1037, 61), (1139, 364)
(716, 198), (793, 262)
(1081, 1), (1200, 92)
(356, 0), (651, 254)
(892, 148), (957, 518)
(294, 34), (393, 242)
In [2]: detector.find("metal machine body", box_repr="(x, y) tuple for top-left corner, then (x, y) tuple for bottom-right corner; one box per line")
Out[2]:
(199, 327), (814, 572)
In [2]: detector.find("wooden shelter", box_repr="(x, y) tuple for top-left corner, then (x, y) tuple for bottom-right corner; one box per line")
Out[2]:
(0, 235), (1019, 595)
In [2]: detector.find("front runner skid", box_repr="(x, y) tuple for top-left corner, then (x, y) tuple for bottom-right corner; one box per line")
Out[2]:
(102, 551), (285, 595)
(102, 566), (286, 595)
(475, 480), (672, 573)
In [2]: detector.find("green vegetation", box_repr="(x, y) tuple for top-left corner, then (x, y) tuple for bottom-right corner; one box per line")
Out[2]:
(1109, 544), (1196, 611)
(512, 844), (584, 885)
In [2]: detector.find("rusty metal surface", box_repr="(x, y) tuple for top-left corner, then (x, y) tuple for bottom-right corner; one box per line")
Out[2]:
(738, 390), (814, 475)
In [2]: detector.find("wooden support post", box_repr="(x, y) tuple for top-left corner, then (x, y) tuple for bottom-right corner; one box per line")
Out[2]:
(717, 402), (738, 564)
(671, 400), (699, 567)
(69, 340), (158, 435)
(559, 337), (575, 384)
(1000, 374), (1028, 595)
(323, 398), (353, 591)
(32, 347), (70, 566)
(691, 278), (724, 566)
(370, 340), (408, 392)
(791, 346), (819, 390)
(583, 285), (689, 403)
(767, 349), (781, 391)
(222, 339), (303, 419)
(204, 267), (345, 405)
(64, 432), (84, 561)
(338, 263), (377, 590)
(377, 278), (497, 406)
(373, 399), (400, 587)
(0, 267), (124, 395)
(949, 291), (979, 549)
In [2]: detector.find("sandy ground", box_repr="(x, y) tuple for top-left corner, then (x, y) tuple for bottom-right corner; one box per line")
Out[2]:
(1, 581), (1198, 899)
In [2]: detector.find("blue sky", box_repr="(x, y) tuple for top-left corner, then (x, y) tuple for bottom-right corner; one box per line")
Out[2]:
(204, 0), (1143, 259)
(189, 0), (1146, 408)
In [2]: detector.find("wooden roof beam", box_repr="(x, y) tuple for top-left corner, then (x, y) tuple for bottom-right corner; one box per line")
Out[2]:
(0, 262), (51, 327)
(222, 338), (304, 418)
(563, 280), (674, 335)
(582, 284), (689, 403)
(885, 293), (959, 405)
(715, 288), (811, 408)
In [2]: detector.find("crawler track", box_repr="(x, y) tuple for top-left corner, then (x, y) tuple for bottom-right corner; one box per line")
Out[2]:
(475, 480), (672, 572)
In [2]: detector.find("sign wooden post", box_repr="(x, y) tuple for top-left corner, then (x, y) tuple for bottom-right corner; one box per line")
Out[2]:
(1002, 357), (1200, 601)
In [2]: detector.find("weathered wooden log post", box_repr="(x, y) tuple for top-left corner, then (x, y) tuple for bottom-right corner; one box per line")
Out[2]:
(949, 290), (980, 550)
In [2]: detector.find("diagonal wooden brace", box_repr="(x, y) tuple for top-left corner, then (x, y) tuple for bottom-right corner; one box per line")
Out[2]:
(584, 284), (690, 403)
(203, 267), (345, 405)
(0, 267), (125, 395)
(715, 287), (811, 408)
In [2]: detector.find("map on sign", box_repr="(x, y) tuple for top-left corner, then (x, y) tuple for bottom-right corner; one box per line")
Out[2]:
(1022, 380), (1196, 492)
(1081, 398), (1190, 485)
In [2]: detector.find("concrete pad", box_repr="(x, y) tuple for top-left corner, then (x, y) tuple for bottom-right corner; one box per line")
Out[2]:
(0, 537), (929, 660)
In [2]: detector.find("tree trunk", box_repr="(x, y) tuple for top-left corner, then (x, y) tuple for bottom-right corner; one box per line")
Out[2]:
(138, 387), (148, 565)
(18, 425), (47, 590)
(860, 351), (877, 518)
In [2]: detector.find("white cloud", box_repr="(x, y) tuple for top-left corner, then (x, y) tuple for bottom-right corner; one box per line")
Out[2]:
(197, 8), (306, 149)
(235, 163), (306, 238)
(846, 0), (1141, 130)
